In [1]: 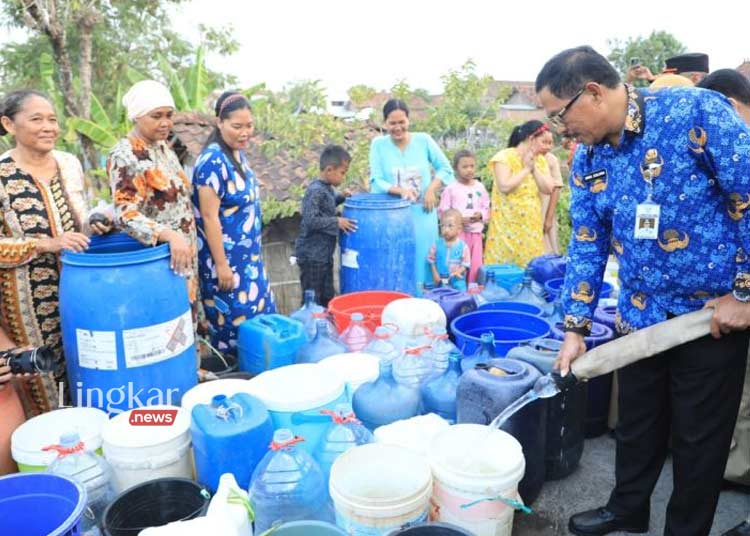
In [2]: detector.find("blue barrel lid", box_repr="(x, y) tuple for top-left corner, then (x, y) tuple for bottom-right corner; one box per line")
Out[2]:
(344, 193), (411, 210)
(62, 232), (170, 268)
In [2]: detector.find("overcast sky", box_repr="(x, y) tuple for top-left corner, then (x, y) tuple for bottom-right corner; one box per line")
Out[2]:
(4, 0), (749, 99)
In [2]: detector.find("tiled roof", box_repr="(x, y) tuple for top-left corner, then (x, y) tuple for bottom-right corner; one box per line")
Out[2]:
(171, 112), (378, 202)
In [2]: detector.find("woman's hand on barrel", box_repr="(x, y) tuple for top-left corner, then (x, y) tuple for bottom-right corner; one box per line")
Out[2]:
(161, 230), (192, 276)
(555, 331), (587, 377)
(216, 262), (234, 291)
(36, 232), (91, 254)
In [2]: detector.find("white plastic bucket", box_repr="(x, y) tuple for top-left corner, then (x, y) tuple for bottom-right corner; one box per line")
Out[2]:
(374, 414), (450, 455)
(381, 299), (447, 343)
(180, 379), (253, 415)
(11, 407), (109, 472)
(102, 405), (192, 493)
(330, 443), (432, 535)
(245, 364), (346, 454)
(428, 424), (525, 536)
(317, 353), (380, 400)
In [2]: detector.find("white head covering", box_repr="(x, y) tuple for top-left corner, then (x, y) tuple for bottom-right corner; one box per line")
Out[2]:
(122, 80), (175, 121)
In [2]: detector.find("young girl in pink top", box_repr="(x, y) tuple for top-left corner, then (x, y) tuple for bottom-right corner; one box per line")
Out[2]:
(438, 150), (490, 283)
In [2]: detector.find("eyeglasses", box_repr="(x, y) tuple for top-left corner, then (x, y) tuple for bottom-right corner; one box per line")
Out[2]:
(548, 87), (586, 128)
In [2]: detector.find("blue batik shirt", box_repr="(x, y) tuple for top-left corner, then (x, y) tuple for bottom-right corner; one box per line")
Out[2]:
(563, 85), (750, 335)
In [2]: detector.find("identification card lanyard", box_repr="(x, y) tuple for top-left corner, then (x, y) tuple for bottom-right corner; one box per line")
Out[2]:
(634, 164), (660, 240)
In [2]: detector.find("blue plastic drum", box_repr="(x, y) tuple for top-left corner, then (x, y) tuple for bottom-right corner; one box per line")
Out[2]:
(340, 194), (416, 295)
(60, 233), (197, 414)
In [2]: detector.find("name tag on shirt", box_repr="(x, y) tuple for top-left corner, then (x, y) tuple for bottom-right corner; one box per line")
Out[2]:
(582, 169), (607, 183)
(634, 202), (660, 240)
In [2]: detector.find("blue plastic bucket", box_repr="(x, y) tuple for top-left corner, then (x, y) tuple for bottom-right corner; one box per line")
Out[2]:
(340, 194), (416, 295)
(478, 301), (545, 316)
(245, 364), (347, 454)
(451, 311), (551, 356)
(477, 264), (525, 290)
(544, 278), (613, 303)
(60, 233), (197, 414)
(273, 521), (347, 535)
(0, 472), (86, 536)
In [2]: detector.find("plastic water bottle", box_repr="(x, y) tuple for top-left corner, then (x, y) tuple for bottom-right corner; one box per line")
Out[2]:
(509, 270), (551, 313)
(313, 311), (340, 340)
(481, 272), (511, 303)
(296, 319), (347, 364)
(461, 332), (497, 373)
(291, 289), (325, 340)
(428, 326), (458, 377)
(339, 313), (373, 352)
(353, 358), (421, 431)
(468, 282), (488, 307)
(315, 403), (373, 485)
(46, 432), (115, 535)
(393, 345), (434, 387)
(546, 298), (565, 324)
(421, 352), (463, 423)
(363, 326), (402, 361)
(249, 429), (332, 533)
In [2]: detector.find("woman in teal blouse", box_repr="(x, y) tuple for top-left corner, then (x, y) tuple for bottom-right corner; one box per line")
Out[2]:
(369, 99), (454, 293)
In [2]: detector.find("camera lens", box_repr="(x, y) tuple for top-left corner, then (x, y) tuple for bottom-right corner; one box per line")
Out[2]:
(7, 347), (56, 374)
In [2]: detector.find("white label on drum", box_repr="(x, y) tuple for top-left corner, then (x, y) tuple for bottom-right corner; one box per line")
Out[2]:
(76, 329), (117, 370)
(341, 248), (359, 269)
(122, 310), (194, 368)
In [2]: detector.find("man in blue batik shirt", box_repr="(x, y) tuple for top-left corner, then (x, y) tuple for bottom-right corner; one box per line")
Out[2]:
(536, 46), (750, 536)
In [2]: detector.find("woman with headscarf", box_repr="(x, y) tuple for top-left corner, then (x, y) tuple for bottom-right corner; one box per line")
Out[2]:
(0, 89), (110, 416)
(484, 120), (555, 267)
(192, 91), (275, 357)
(107, 80), (200, 321)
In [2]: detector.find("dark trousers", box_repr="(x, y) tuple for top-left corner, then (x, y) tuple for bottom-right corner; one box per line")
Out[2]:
(607, 329), (750, 536)
(298, 260), (335, 308)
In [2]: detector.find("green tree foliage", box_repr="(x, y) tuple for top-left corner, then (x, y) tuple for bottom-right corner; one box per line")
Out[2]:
(0, 0), (238, 166)
(347, 85), (376, 107)
(607, 31), (687, 79)
(414, 60), (514, 194)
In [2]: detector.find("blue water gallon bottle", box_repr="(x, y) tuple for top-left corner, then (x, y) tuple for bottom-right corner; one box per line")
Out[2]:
(352, 359), (421, 431)
(296, 319), (347, 364)
(191, 393), (274, 492)
(460, 332), (497, 373)
(249, 429), (332, 533)
(291, 289), (325, 340)
(421, 352), (462, 424)
(314, 403), (373, 486)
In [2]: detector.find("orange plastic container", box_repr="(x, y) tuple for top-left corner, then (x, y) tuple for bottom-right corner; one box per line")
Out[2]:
(0, 385), (25, 475)
(328, 291), (410, 332)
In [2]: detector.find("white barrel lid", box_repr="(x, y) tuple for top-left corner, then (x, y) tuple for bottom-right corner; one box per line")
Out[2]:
(180, 379), (255, 415)
(245, 363), (345, 412)
(101, 405), (190, 449)
(317, 352), (380, 387)
(11, 407), (110, 466)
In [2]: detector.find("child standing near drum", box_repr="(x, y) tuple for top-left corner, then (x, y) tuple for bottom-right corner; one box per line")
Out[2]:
(438, 150), (489, 283)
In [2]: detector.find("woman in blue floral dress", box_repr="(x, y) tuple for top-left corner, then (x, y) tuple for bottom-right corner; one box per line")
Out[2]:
(193, 92), (275, 356)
